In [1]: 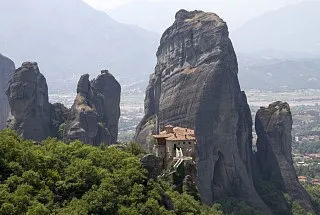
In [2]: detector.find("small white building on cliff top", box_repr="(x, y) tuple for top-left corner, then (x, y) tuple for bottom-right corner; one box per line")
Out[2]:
(153, 125), (196, 168)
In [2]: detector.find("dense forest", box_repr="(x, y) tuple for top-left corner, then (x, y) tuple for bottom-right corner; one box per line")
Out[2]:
(0, 130), (225, 215)
(0, 129), (319, 215)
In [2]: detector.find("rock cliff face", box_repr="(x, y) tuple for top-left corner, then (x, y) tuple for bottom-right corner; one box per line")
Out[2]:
(0, 54), (15, 130)
(255, 101), (315, 213)
(6, 62), (53, 141)
(64, 71), (121, 146)
(135, 10), (270, 211)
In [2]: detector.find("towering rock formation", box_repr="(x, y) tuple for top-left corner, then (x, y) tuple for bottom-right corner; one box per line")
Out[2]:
(255, 101), (315, 214)
(64, 70), (121, 146)
(135, 10), (270, 212)
(91, 70), (121, 142)
(6, 62), (53, 141)
(0, 54), (15, 130)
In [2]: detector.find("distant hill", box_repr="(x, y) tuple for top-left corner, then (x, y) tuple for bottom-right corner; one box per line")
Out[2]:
(2, 0), (318, 92)
(0, 0), (159, 92)
(238, 54), (320, 90)
(232, 0), (320, 55)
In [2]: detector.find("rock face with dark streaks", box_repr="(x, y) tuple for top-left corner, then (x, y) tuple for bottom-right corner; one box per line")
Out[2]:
(64, 70), (121, 146)
(6, 62), (52, 141)
(0, 54), (15, 130)
(255, 101), (315, 214)
(135, 9), (270, 212)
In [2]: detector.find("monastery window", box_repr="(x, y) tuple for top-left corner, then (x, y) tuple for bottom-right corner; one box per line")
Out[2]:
(189, 142), (191, 144)
(183, 142), (186, 145)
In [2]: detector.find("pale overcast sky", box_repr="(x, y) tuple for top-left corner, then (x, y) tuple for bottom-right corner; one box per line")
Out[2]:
(82, 0), (306, 33)
(82, 0), (223, 10)
(83, 0), (304, 10)
(83, 0), (139, 10)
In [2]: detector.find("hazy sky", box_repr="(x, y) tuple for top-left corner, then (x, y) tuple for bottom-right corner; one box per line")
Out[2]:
(83, 0), (139, 9)
(82, 0), (306, 33)
(83, 0), (304, 10)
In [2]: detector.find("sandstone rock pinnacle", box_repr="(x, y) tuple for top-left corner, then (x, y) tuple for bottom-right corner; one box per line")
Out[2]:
(6, 62), (52, 141)
(255, 101), (315, 214)
(135, 10), (270, 212)
(64, 71), (121, 145)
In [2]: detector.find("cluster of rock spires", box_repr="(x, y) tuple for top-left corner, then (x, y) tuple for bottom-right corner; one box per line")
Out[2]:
(1, 8), (315, 214)
(135, 9), (315, 214)
(5, 62), (121, 145)
(0, 54), (15, 130)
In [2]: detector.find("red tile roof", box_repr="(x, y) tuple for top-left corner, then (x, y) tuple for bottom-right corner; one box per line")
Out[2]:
(153, 126), (196, 141)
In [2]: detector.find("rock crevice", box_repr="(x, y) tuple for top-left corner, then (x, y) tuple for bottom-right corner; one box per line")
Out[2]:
(7, 63), (120, 146)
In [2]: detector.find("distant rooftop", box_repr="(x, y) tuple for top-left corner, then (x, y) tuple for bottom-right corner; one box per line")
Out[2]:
(154, 126), (196, 141)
